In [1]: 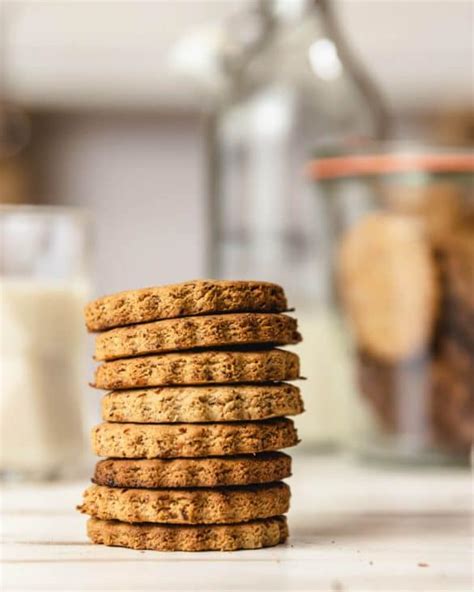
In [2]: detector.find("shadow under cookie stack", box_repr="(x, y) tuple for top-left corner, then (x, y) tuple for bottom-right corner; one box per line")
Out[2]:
(78, 280), (304, 552)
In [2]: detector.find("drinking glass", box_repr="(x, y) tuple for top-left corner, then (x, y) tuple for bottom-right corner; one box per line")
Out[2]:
(0, 205), (90, 480)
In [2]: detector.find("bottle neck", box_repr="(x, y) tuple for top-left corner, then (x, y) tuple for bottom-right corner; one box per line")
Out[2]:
(264, 0), (389, 139)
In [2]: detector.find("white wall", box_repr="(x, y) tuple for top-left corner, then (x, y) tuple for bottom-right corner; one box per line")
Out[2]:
(32, 113), (209, 297)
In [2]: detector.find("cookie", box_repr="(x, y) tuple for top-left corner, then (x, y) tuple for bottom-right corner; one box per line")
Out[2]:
(437, 230), (474, 351)
(338, 212), (439, 362)
(441, 229), (474, 312)
(87, 516), (288, 551)
(93, 452), (292, 489)
(438, 293), (474, 352)
(439, 339), (474, 378)
(79, 482), (290, 524)
(431, 359), (474, 450)
(85, 280), (288, 332)
(91, 418), (298, 458)
(383, 181), (462, 247)
(101, 383), (303, 423)
(93, 349), (300, 389)
(94, 313), (301, 361)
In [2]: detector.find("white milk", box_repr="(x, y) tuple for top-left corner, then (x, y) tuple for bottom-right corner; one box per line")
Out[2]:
(287, 307), (356, 449)
(0, 278), (88, 478)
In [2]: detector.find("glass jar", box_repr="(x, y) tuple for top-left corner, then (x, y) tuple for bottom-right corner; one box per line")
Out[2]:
(210, 0), (389, 449)
(308, 147), (474, 464)
(0, 205), (90, 479)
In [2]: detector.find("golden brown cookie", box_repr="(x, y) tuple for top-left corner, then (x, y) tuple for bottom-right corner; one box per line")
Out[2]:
(383, 181), (462, 246)
(93, 452), (292, 489)
(338, 212), (439, 362)
(91, 418), (298, 459)
(87, 516), (288, 551)
(79, 482), (290, 524)
(101, 383), (303, 423)
(85, 280), (288, 332)
(94, 313), (301, 361)
(93, 349), (300, 389)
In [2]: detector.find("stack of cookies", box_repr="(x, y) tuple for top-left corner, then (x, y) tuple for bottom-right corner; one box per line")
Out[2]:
(78, 280), (304, 551)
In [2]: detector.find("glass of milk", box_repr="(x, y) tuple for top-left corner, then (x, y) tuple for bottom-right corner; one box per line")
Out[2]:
(0, 205), (90, 480)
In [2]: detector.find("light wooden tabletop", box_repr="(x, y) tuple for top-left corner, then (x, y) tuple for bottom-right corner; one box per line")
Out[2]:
(1, 454), (472, 592)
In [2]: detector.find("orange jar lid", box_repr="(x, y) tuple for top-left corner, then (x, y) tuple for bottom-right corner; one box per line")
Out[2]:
(307, 152), (474, 180)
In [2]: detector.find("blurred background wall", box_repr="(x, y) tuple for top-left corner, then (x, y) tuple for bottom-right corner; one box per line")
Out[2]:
(29, 113), (208, 293)
(1, 0), (472, 293)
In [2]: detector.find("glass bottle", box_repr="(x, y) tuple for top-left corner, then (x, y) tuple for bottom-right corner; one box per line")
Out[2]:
(209, 0), (389, 449)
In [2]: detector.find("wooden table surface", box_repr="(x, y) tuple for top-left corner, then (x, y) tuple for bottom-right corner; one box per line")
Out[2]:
(1, 454), (472, 592)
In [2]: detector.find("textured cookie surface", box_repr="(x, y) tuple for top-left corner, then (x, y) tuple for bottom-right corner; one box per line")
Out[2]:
(94, 313), (301, 361)
(102, 383), (303, 423)
(85, 280), (288, 332)
(79, 482), (290, 524)
(92, 418), (298, 458)
(87, 516), (288, 552)
(93, 349), (300, 389)
(93, 452), (292, 488)
(339, 212), (438, 362)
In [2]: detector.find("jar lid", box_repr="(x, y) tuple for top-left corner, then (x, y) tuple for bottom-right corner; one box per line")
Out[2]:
(307, 152), (474, 180)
